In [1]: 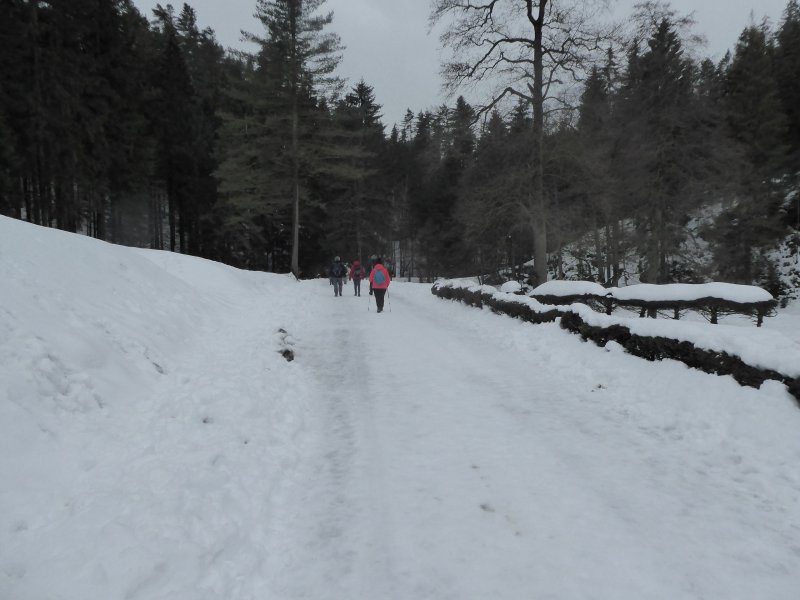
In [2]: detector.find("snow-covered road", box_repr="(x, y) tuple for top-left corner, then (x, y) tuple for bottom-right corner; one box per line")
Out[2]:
(261, 280), (800, 600)
(2, 217), (799, 600)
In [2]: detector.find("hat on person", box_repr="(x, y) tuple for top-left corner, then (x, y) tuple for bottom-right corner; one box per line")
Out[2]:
(334, 256), (340, 261)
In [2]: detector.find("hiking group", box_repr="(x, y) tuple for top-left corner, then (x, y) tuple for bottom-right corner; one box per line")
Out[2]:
(329, 255), (391, 313)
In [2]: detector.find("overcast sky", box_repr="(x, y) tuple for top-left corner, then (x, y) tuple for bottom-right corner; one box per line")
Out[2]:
(132, 0), (791, 129)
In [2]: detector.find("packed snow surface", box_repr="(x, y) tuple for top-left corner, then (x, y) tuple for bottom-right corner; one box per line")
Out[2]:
(2, 216), (800, 600)
(532, 280), (774, 303)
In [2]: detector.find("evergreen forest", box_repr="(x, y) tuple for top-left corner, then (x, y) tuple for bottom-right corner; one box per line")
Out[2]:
(1, 0), (799, 293)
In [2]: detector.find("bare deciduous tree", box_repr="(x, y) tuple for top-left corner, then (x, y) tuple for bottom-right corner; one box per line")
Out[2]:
(431, 0), (612, 283)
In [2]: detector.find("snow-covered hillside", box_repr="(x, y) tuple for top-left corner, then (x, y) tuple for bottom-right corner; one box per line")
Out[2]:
(2, 215), (800, 600)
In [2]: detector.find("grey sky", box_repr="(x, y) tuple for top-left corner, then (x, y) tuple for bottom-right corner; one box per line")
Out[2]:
(132, 0), (791, 129)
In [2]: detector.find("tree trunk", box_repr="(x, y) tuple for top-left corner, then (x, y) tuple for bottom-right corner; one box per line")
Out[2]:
(530, 0), (548, 285)
(604, 221), (612, 283)
(611, 218), (622, 285)
(168, 172), (176, 252)
(289, 5), (300, 277)
(151, 186), (164, 250)
(290, 106), (300, 276)
(593, 220), (602, 282)
(96, 191), (106, 241)
(22, 176), (31, 221)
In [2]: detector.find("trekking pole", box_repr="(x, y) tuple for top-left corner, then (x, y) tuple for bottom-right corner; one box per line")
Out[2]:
(368, 291), (371, 312)
(388, 289), (392, 312)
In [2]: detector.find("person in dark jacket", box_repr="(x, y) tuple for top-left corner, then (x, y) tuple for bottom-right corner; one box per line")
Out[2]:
(368, 257), (391, 312)
(349, 259), (366, 297)
(330, 256), (346, 296)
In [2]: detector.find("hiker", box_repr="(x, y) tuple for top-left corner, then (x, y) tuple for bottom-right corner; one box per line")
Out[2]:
(369, 256), (391, 313)
(330, 256), (346, 297)
(367, 254), (377, 295)
(349, 259), (366, 297)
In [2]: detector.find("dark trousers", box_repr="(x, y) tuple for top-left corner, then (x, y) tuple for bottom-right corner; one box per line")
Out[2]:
(374, 288), (386, 311)
(353, 278), (361, 296)
(332, 277), (344, 296)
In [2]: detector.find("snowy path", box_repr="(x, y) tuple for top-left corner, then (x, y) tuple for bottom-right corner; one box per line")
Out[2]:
(2, 216), (799, 600)
(262, 280), (800, 600)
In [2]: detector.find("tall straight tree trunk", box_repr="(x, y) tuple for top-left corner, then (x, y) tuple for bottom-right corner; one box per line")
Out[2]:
(593, 221), (603, 282)
(29, 2), (43, 227)
(54, 178), (65, 230)
(151, 186), (164, 250)
(179, 202), (187, 254)
(529, 0), (548, 285)
(34, 154), (45, 225)
(96, 191), (106, 241)
(611, 218), (622, 285)
(22, 176), (31, 221)
(168, 172), (176, 252)
(289, 3), (300, 277)
(290, 97), (300, 276)
(604, 221), (612, 283)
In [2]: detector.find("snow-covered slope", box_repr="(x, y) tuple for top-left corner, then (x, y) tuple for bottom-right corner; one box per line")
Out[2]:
(0, 217), (313, 598)
(2, 216), (800, 599)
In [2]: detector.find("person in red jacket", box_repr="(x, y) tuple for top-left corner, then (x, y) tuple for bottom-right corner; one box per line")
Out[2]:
(348, 259), (366, 296)
(368, 257), (391, 313)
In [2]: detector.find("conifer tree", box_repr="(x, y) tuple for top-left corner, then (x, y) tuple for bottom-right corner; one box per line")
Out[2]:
(247, 0), (343, 276)
(775, 0), (800, 162)
(457, 110), (515, 276)
(324, 80), (385, 260)
(575, 64), (619, 283)
(616, 18), (710, 282)
(711, 22), (789, 282)
(151, 9), (198, 253)
(0, 0), (28, 219)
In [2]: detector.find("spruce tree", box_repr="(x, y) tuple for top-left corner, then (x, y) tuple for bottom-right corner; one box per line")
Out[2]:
(616, 18), (712, 283)
(248, 0), (343, 276)
(712, 22), (789, 282)
(323, 80), (386, 261)
(775, 0), (800, 162)
(151, 11), (198, 253)
(457, 110), (516, 277)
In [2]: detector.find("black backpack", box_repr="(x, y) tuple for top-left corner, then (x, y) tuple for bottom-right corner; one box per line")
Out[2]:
(332, 262), (345, 277)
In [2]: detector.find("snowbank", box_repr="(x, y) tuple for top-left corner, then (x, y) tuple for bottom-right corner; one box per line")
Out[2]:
(0, 216), (312, 600)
